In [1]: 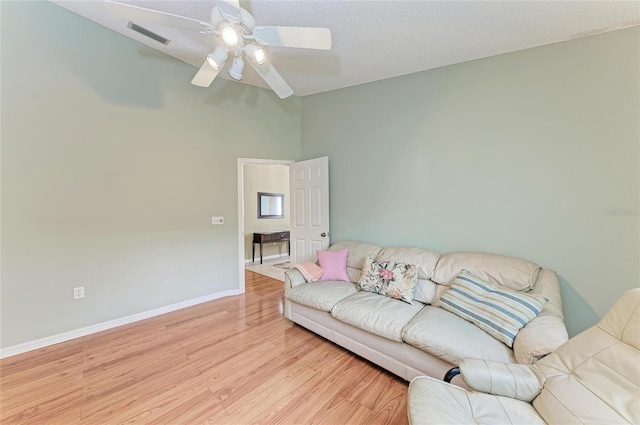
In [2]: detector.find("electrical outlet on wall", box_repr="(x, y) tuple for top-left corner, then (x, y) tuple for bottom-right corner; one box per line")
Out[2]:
(212, 217), (224, 225)
(74, 286), (85, 299)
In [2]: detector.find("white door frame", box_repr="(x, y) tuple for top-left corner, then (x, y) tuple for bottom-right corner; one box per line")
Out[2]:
(237, 158), (294, 293)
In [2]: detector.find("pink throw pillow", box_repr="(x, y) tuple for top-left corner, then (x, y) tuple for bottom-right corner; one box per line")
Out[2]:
(317, 249), (350, 282)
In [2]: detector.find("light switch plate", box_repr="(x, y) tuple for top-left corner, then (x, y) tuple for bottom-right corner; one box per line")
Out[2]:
(212, 217), (224, 225)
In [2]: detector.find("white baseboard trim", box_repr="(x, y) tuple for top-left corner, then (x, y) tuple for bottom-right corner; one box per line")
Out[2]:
(244, 253), (290, 264)
(0, 289), (243, 359)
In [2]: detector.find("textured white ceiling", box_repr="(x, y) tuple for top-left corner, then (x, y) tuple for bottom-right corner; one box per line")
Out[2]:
(51, 0), (640, 97)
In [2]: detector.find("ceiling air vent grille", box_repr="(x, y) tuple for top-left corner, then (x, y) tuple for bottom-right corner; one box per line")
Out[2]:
(127, 22), (170, 45)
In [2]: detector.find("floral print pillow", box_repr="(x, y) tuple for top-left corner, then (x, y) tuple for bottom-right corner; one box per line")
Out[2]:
(358, 256), (418, 304)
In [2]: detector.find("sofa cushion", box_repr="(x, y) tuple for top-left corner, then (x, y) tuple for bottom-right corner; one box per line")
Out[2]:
(376, 246), (441, 304)
(433, 252), (541, 291)
(434, 271), (548, 347)
(285, 281), (358, 312)
(408, 376), (545, 425)
(358, 256), (418, 304)
(329, 241), (383, 283)
(402, 305), (515, 365)
(317, 249), (350, 282)
(376, 246), (440, 280)
(331, 292), (424, 342)
(413, 279), (438, 305)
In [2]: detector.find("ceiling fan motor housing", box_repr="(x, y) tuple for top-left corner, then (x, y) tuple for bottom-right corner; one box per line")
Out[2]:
(211, 6), (256, 45)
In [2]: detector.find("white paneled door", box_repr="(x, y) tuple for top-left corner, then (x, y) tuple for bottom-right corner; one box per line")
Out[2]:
(290, 157), (330, 264)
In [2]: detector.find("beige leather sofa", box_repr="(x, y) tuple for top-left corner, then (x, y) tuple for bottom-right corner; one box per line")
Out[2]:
(407, 288), (640, 424)
(283, 241), (568, 383)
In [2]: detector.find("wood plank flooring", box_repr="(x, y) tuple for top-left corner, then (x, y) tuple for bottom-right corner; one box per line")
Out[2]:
(1, 271), (408, 424)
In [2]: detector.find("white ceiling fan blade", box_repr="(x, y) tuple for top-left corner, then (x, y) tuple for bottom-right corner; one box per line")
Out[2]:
(104, 0), (212, 33)
(191, 60), (221, 88)
(247, 60), (294, 99)
(254, 27), (332, 50)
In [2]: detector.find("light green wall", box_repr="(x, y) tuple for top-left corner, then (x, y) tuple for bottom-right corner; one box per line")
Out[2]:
(243, 164), (290, 261)
(2, 1), (638, 349)
(301, 27), (640, 337)
(1, 1), (301, 348)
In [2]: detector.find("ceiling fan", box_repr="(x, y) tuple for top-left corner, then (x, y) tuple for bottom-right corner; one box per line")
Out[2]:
(104, 0), (332, 99)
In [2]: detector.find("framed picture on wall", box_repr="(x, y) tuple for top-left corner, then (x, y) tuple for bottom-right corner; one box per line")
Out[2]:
(258, 192), (284, 219)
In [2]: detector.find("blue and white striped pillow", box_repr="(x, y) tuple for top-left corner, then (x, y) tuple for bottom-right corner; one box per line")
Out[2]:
(436, 270), (548, 347)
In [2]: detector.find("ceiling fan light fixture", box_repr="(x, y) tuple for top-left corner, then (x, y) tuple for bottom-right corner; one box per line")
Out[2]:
(206, 48), (228, 71)
(246, 44), (267, 65)
(221, 26), (239, 47)
(103, 1), (331, 100)
(228, 56), (244, 81)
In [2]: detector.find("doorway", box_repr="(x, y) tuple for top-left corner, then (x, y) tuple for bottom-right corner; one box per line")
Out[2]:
(237, 158), (293, 292)
(237, 156), (331, 293)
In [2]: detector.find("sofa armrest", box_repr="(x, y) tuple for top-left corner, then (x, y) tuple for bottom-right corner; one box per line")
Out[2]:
(512, 268), (568, 364)
(460, 359), (545, 402)
(284, 268), (306, 290)
(513, 312), (569, 364)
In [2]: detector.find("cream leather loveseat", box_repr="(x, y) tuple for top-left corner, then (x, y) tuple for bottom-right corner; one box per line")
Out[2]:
(407, 288), (640, 424)
(283, 241), (568, 383)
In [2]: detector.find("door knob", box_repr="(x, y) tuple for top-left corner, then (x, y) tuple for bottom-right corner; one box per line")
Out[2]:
(321, 232), (330, 237)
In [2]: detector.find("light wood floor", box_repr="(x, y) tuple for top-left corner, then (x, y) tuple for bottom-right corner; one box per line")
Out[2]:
(1, 271), (408, 424)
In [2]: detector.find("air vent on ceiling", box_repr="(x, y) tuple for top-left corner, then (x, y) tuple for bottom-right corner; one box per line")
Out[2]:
(127, 21), (170, 45)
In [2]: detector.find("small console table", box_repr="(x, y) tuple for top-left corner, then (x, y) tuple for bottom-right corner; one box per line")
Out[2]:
(253, 231), (290, 264)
